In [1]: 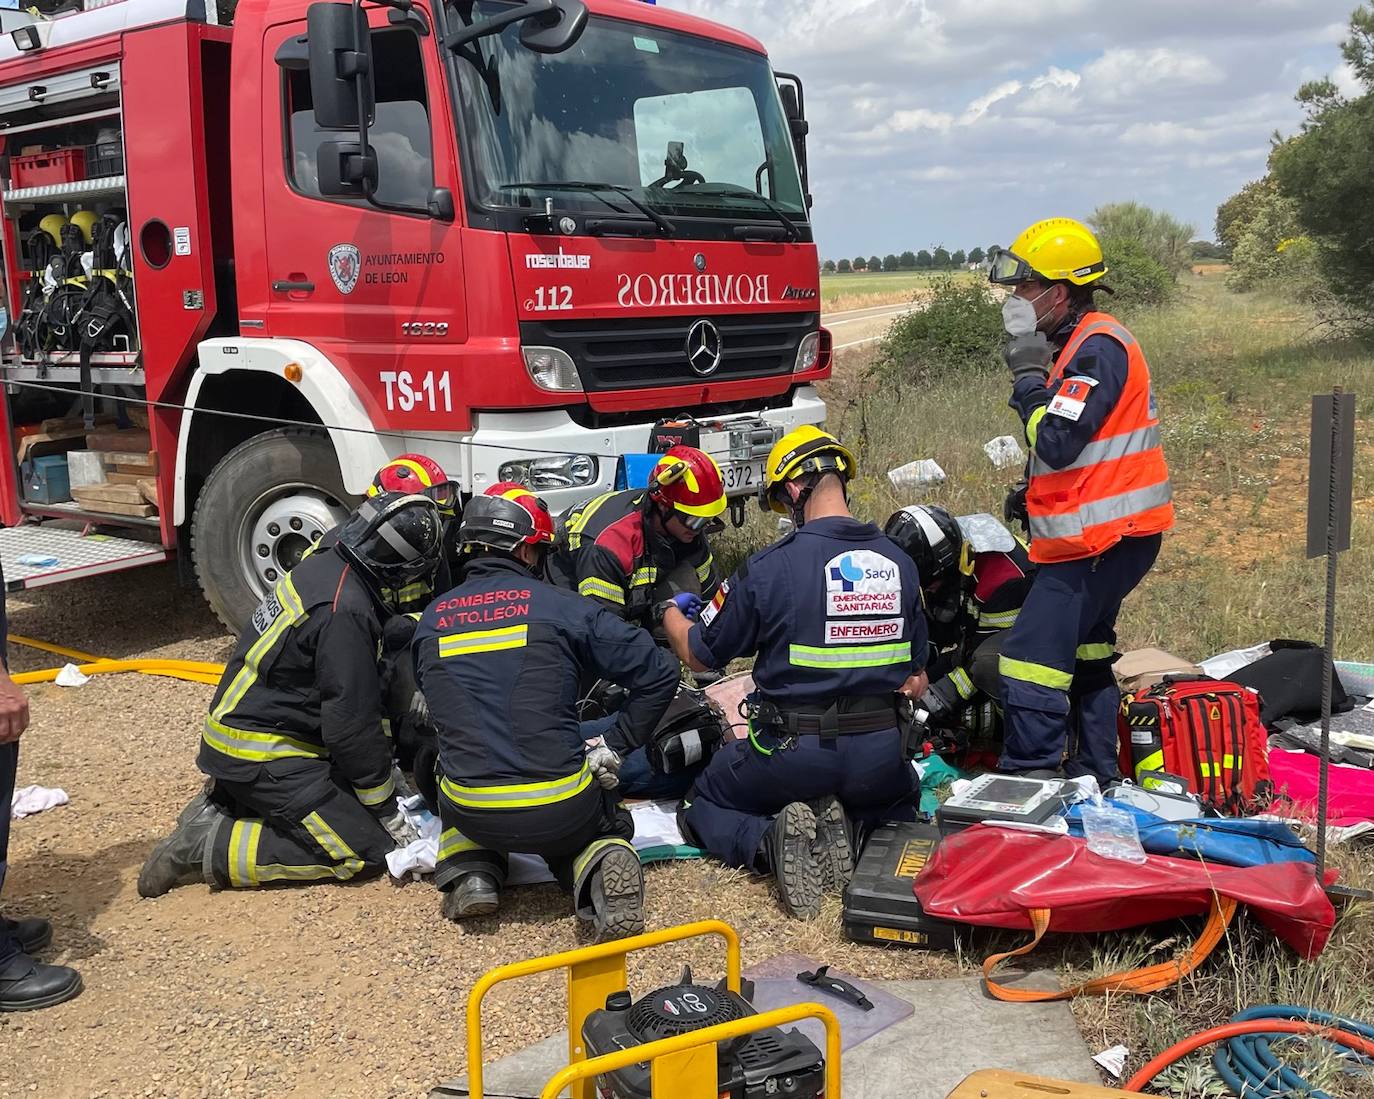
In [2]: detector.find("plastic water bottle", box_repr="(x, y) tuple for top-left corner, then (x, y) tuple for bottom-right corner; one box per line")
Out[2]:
(887, 458), (946, 494)
(1080, 801), (1147, 864)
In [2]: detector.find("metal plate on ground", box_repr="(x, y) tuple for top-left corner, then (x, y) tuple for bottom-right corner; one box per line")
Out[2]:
(0, 523), (168, 588)
(744, 952), (913, 1052)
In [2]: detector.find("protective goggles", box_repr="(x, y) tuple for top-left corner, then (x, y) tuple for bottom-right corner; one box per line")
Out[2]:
(670, 508), (713, 533)
(422, 480), (460, 513)
(986, 246), (1036, 286)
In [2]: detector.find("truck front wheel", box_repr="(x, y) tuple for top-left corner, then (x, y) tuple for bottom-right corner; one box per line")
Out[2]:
(192, 427), (353, 635)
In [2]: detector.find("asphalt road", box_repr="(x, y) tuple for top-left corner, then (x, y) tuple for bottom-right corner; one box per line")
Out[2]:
(821, 301), (918, 352)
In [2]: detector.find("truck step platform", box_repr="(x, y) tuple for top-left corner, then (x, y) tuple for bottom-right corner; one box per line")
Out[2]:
(1, 521), (169, 590)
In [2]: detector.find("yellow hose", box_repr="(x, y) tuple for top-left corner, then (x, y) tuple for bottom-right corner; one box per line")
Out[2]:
(8, 634), (225, 687)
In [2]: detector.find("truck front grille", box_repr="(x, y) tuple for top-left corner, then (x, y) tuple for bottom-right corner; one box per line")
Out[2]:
(519, 311), (818, 392)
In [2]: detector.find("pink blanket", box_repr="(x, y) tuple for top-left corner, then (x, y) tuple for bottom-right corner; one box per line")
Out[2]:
(1269, 748), (1374, 825)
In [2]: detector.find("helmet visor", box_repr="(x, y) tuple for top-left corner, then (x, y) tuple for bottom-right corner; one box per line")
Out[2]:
(422, 480), (459, 514)
(671, 508), (713, 533)
(987, 247), (1035, 286)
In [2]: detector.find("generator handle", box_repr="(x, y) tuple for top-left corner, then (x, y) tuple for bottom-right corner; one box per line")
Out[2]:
(466, 919), (742, 1099)
(538, 1001), (842, 1099)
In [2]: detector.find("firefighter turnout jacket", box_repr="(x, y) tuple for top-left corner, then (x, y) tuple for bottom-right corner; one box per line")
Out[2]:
(197, 547), (397, 811)
(549, 489), (720, 626)
(689, 517), (927, 707)
(1011, 310), (1173, 564)
(413, 556), (679, 808)
(929, 542), (1034, 706)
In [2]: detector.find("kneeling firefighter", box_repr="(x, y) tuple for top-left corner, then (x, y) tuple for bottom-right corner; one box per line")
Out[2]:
(137, 492), (443, 897)
(989, 217), (1173, 782)
(884, 506), (1033, 756)
(413, 484), (679, 940)
(662, 427), (929, 919)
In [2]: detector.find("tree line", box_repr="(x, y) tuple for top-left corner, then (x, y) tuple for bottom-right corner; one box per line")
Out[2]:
(823, 248), (989, 274)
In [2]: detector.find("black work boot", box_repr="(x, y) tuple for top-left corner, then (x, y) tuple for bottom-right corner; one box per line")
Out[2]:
(442, 873), (500, 921)
(137, 798), (225, 898)
(809, 796), (854, 894)
(762, 802), (822, 919)
(588, 845), (645, 943)
(0, 952), (82, 1012)
(1, 916), (52, 954)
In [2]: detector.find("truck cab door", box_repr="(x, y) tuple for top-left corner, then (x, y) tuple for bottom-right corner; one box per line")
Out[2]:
(261, 11), (466, 427)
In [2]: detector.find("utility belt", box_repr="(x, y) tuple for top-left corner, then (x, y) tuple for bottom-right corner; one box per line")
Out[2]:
(748, 694), (900, 742)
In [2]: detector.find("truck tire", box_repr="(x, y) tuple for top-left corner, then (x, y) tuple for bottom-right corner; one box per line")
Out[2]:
(192, 427), (353, 635)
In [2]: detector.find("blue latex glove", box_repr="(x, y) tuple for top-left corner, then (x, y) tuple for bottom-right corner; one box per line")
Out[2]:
(667, 592), (703, 621)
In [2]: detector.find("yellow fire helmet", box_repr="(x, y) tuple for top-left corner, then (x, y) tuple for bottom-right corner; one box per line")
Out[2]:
(37, 214), (68, 248)
(989, 217), (1107, 287)
(69, 209), (99, 245)
(759, 425), (857, 515)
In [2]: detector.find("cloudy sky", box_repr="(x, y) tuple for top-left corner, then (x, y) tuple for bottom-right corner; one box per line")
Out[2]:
(664, 0), (1361, 259)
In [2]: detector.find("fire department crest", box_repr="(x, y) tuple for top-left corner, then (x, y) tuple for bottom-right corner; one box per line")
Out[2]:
(328, 243), (362, 295)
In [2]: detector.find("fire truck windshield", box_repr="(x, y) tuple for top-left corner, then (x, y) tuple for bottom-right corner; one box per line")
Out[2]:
(448, 2), (807, 234)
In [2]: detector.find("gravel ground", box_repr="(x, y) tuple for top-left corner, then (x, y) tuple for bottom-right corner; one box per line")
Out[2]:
(1, 564), (961, 1099)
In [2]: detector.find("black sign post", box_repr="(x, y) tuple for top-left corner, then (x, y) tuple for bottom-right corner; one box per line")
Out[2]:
(1306, 389), (1355, 886)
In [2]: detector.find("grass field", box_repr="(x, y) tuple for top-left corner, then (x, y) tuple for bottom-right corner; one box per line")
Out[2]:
(821, 268), (975, 309)
(716, 273), (1374, 1094)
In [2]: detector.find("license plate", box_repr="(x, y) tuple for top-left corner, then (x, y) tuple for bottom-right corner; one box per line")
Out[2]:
(722, 460), (764, 494)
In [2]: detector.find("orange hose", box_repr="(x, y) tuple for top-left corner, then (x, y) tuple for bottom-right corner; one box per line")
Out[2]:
(1124, 1019), (1374, 1092)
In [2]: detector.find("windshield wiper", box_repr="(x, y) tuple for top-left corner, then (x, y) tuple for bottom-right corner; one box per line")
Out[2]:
(499, 181), (676, 237)
(677, 184), (800, 241)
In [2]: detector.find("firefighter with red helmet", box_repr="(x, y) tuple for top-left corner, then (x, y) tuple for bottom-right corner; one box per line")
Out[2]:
(413, 484), (678, 939)
(368, 453), (462, 609)
(548, 445), (726, 631)
(137, 492), (444, 896)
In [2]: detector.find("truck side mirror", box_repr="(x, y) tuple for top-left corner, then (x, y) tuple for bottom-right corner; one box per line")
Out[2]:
(519, 0), (587, 54)
(306, 2), (374, 130)
(776, 73), (812, 207)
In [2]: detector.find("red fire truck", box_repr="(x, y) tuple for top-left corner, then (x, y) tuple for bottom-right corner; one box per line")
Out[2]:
(0, 0), (828, 631)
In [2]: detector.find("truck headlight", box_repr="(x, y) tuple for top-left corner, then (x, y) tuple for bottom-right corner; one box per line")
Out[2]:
(794, 331), (820, 373)
(499, 454), (598, 489)
(523, 346), (583, 392)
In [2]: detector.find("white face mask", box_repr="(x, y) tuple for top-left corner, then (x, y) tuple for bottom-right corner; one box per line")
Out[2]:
(1001, 294), (1040, 337)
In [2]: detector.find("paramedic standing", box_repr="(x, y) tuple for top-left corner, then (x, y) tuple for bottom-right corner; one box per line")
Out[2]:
(988, 217), (1173, 783)
(662, 427), (928, 919)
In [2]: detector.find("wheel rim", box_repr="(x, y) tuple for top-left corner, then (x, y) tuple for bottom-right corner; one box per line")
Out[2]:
(238, 483), (348, 599)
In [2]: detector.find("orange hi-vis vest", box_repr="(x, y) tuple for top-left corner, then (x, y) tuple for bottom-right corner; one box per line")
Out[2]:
(1026, 311), (1173, 564)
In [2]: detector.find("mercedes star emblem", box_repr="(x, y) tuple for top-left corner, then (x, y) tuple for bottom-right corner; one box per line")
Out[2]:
(693, 253), (707, 273)
(685, 318), (723, 376)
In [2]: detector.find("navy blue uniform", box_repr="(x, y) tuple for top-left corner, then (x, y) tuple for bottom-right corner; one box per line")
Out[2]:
(1002, 314), (1161, 780)
(0, 567), (16, 968)
(413, 556), (678, 898)
(683, 517), (927, 868)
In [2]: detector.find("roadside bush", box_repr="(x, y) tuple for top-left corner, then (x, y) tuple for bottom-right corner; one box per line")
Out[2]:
(873, 275), (1004, 386)
(1099, 237), (1175, 312)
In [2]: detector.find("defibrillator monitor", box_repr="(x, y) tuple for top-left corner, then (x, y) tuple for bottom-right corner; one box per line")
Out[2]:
(936, 773), (1070, 834)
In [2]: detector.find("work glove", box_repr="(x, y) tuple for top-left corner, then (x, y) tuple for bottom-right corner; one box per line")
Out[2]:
(374, 806), (420, 848)
(1003, 332), (1053, 384)
(407, 688), (431, 728)
(390, 764), (418, 803)
(1003, 481), (1028, 531)
(654, 592), (702, 624)
(584, 736), (624, 790)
